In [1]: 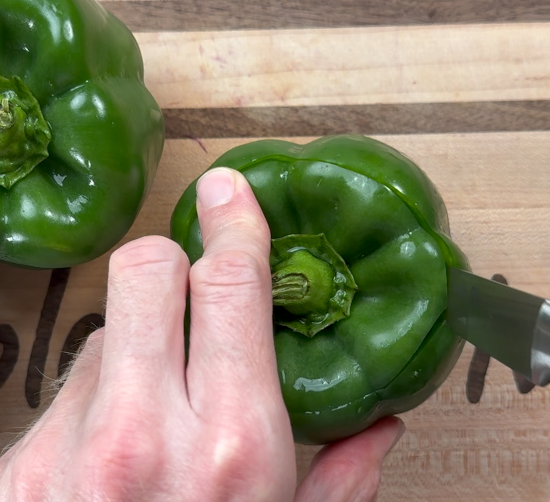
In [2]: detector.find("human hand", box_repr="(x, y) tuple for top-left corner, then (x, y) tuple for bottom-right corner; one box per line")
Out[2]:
(0, 168), (404, 501)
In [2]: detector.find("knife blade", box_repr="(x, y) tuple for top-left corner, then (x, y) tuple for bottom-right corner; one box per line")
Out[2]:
(446, 267), (550, 386)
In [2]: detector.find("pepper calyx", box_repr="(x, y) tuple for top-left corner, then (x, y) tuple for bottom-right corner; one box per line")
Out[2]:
(0, 75), (52, 189)
(270, 233), (358, 337)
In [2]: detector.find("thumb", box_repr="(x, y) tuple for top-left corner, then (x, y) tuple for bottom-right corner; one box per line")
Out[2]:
(295, 417), (405, 502)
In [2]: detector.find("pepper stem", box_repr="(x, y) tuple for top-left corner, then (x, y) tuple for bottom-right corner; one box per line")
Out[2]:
(272, 273), (309, 301)
(272, 250), (334, 316)
(0, 98), (13, 129)
(270, 234), (358, 337)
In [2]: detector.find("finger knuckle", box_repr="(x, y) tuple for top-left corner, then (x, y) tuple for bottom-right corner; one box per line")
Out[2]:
(204, 210), (271, 252)
(191, 249), (268, 296)
(204, 426), (279, 501)
(82, 414), (164, 499)
(110, 235), (189, 278)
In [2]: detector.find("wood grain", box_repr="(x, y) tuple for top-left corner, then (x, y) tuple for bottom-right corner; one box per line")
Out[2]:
(100, 0), (550, 32)
(136, 24), (550, 110)
(164, 100), (550, 138)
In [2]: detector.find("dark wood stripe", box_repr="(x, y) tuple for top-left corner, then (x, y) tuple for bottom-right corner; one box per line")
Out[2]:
(102, 0), (550, 32)
(58, 313), (105, 378)
(0, 325), (19, 390)
(164, 101), (550, 139)
(26, 268), (71, 409)
(466, 348), (491, 404)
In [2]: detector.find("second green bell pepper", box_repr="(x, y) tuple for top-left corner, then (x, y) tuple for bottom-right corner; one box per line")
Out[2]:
(171, 135), (469, 445)
(0, 0), (164, 268)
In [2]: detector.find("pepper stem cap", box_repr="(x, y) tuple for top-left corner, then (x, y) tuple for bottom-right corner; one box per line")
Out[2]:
(270, 233), (358, 337)
(0, 75), (52, 189)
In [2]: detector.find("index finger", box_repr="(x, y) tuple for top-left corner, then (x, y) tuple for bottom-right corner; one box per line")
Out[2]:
(96, 236), (190, 410)
(185, 168), (282, 417)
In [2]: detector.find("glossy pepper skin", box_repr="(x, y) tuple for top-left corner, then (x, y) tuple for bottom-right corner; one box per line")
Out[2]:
(0, 0), (164, 268)
(171, 135), (470, 445)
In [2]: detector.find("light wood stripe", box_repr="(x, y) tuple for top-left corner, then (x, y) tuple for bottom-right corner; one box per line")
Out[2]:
(100, 0), (550, 32)
(137, 24), (550, 110)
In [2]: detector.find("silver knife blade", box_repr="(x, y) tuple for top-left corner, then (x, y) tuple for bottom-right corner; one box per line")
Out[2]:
(446, 267), (550, 386)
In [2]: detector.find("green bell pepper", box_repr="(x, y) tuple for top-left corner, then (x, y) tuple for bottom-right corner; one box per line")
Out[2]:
(0, 0), (164, 268)
(171, 135), (470, 445)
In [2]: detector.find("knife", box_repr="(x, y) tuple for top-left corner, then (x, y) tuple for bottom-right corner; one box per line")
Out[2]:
(446, 267), (550, 386)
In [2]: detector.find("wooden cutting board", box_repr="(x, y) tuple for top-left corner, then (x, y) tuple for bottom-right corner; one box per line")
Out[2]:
(1, 1), (550, 500)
